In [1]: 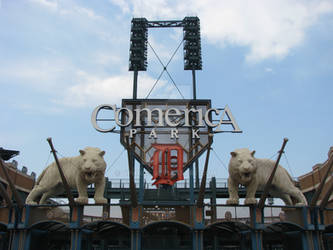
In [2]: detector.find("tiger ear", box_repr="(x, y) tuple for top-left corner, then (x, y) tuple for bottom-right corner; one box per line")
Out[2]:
(79, 150), (85, 156)
(230, 152), (237, 157)
(99, 151), (105, 157)
(251, 150), (256, 157)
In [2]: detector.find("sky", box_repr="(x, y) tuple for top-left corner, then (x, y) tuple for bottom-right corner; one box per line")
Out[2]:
(1, 0), (333, 185)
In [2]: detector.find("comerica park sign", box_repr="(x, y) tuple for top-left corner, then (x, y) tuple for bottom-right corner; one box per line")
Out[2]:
(91, 99), (242, 186)
(91, 99), (242, 138)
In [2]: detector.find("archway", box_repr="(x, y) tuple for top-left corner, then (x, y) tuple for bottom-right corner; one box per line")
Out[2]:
(0, 222), (8, 250)
(323, 224), (333, 250)
(81, 221), (131, 250)
(263, 222), (305, 250)
(204, 221), (252, 249)
(29, 220), (70, 250)
(142, 221), (192, 250)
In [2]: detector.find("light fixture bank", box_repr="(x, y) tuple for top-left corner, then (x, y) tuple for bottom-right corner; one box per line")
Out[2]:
(91, 104), (242, 136)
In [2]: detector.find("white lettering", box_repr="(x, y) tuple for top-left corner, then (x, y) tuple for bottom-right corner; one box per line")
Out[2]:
(204, 108), (220, 128)
(134, 108), (163, 127)
(165, 108), (182, 127)
(192, 129), (200, 139)
(184, 108), (204, 127)
(170, 128), (179, 139)
(129, 129), (137, 138)
(215, 105), (242, 132)
(115, 108), (133, 127)
(149, 128), (157, 139)
(91, 104), (117, 133)
(92, 104), (242, 133)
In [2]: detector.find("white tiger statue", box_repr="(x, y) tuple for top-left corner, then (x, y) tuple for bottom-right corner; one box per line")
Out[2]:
(226, 148), (307, 206)
(26, 147), (107, 205)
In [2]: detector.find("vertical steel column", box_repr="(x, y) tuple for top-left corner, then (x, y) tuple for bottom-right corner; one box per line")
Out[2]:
(70, 206), (84, 250)
(133, 70), (138, 99)
(131, 229), (141, 250)
(192, 69), (197, 100)
(192, 69), (200, 189)
(210, 177), (217, 223)
(139, 164), (144, 202)
(189, 165), (194, 203)
(249, 206), (263, 250)
(192, 229), (203, 250)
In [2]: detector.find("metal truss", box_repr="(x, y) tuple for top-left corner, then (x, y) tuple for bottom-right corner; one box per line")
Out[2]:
(147, 20), (184, 28)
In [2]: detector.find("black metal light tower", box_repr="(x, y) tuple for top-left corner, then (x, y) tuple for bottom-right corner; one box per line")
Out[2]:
(183, 16), (202, 100)
(128, 18), (148, 208)
(183, 17), (202, 187)
(129, 18), (148, 99)
(129, 17), (202, 100)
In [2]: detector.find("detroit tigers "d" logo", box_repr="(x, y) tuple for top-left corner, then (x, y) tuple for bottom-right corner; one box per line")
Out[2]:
(150, 144), (184, 186)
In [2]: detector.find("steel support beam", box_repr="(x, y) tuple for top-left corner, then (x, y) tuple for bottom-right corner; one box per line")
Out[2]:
(126, 137), (138, 208)
(320, 176), (333, 210)
(311, 151), (333, 207)
(0, 158), (23, 208)
(0, 180), (12, 207)
(47, 137), (75, 207)
(197, 135), (213, 207)
(147, 20), (183, 28)
(258, 138), (288, 209)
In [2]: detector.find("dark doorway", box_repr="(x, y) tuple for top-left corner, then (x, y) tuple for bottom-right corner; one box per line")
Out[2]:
(142, 221), (192, 250)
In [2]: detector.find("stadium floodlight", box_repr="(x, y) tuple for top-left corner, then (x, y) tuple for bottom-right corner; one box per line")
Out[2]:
(129, 18), (148, 71)
(183, 16), (202, 70)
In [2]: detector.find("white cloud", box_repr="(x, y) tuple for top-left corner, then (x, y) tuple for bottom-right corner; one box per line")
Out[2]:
(30, 0), (58, 10)
(92, 52), (123, 66)
(109, 0), (130, 14)
(0, 59), (68, 88)
(57, 71), (170, 108)
(30, 0), (104, 21)
(113, 0), (333, 62)
(265, 67), (273, 73)
(75, 6), (103, 20)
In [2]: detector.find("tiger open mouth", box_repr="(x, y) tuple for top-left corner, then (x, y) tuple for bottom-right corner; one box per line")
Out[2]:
(243, 172), (251, 178)
(85, 172), (94, 178)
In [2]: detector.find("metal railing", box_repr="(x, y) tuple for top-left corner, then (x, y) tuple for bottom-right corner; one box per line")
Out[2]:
(106, 177), (229, 189)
